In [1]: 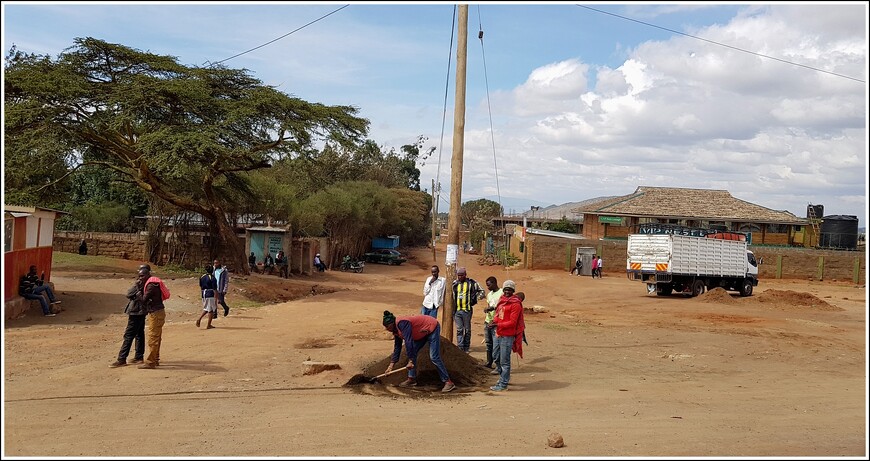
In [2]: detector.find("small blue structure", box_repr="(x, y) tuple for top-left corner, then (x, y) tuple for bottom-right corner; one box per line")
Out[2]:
(372, 235), (399, 250)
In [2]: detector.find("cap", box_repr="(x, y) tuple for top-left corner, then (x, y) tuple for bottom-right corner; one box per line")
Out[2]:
(382, 310), (396, 326)
(503, 280), (516, 290)
(457, 267), (467, 275)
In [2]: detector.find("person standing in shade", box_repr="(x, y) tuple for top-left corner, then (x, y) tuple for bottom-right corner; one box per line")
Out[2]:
(138, 265), (170, 369)
(248, 252), (258, 273)
(451, 267), (483, 353)
(571, 257), (582, 276)
(490, 279), (525, 392)
(421, 265), (446, 318)
(213, 259), (231, 317)
(482, 276), (503, 369)
(196, 265), (217, 329)
(78, 239), (88, 255)
(382, 310), (456, 393)
(109, 274), (146, 367)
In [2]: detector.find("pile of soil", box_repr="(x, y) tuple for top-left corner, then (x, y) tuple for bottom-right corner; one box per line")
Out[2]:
(346, 337), (491, 388)
(699, 287), (739, 304)
(755, 289), (843, 311)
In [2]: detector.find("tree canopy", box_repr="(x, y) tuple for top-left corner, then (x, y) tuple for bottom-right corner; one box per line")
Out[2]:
(5, 38), (370, 272)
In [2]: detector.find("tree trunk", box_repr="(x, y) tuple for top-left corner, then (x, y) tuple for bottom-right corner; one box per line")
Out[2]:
(214, 212), (248, 275)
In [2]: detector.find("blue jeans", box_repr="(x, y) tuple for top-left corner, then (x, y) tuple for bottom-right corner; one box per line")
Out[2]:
(495, 335), (515, 387)
(454, 309), (473, 352)
(484, 323), (497, 366)
(23, 285), (57, 315)
(421, 305), (439, 318)
(407, 323), (451, 383)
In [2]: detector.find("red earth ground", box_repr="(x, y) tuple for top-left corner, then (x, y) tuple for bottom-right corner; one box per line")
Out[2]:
(2, 245), (867, 457)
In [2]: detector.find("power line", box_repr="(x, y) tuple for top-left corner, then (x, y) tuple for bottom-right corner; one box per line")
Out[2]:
(206, 4), (350, 67)
(577, 4), (865, 84)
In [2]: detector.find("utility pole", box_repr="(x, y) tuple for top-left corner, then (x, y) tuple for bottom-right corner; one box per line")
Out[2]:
(442, 4), (468, 343)
(431, 179), (437, 261)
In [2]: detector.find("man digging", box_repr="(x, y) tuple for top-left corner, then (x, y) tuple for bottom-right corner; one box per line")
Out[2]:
(382, 310), (456, 393)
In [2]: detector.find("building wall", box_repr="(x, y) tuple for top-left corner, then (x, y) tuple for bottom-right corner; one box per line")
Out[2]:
(523, 234), (865, 284)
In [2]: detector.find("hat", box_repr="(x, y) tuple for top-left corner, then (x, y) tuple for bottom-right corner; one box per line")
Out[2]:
(457, 267), (467, 275)
(503, 280), (516, 290)
(138, 264), (151, 271)
(382, 310), (396, 326)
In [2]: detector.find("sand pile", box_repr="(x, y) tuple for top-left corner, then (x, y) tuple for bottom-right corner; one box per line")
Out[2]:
(755, 289), (843, 311)
(699, 287), (738, 303)
(345, 337), (491, 388)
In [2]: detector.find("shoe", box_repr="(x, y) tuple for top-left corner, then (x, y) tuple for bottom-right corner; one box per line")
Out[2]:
(195, 319), (201, 327)
(138, 363), (157, 369)
(109, 360), (126, 368)
(224, 307), (230, 317)
(441, 381), (456, 393)
(44, 313), (56, 317)
(398, 378), (418, 387)
(490, 369), (500, 375)
(50, 300), (62, 305)
(130, 358), (144, 364)
(490, 385), (507, 392)
(206, 325), (215, 329)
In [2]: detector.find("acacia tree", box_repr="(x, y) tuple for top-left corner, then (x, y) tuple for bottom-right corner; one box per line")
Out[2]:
(5, 38), (368, 273)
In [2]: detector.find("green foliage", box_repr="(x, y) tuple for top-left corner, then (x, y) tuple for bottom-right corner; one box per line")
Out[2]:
(547, 217), (579, 234)
(57, 201), (132, 232)
(461, 198), (503, 249)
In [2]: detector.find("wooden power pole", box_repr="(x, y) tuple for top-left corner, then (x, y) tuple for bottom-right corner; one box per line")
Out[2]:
(442, 4), (468, 343)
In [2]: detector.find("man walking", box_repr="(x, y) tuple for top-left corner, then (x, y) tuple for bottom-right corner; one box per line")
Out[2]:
(451, 267), (483, 353)
(421, 265), (446, 318)
(213, 259), (230, 317)
(139, 265), (170, 369)
(382, 310), (456, 393)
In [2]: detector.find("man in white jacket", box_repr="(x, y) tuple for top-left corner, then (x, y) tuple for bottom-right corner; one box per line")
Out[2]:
(421, 265), (446, 318)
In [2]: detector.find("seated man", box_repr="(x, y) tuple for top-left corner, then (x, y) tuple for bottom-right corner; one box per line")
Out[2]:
(263, 253), (275, 275)
(19, 265), (61, 317)
(248, 252), (258, 274)
(276, 250), (289, 278)
(313, 253), (326, 272)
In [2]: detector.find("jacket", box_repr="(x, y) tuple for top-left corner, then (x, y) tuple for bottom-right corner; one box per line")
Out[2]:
(18, 273), (41, 296)
(494, 294), (526, 358)
(143, 276), (169, 313)
(452, 278), (483, 311)
(124, 281), (146, 316)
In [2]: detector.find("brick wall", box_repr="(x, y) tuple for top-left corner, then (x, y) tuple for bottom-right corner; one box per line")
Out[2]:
(523, 234), (865, 284)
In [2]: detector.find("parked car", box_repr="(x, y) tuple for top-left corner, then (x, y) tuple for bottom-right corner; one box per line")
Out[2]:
(364, 249), (407, 265)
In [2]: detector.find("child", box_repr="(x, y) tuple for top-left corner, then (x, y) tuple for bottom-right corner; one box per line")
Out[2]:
(515, 291), (529, 345)
(196, 265), (217, 329)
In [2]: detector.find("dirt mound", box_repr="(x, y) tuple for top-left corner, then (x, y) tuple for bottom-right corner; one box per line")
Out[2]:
(346, 337), (491, 388)
(755, 289), (843, 311)
(699, 287), (738, 303)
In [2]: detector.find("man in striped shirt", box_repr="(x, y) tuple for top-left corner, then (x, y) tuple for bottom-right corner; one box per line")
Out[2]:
(451, 267), (483, 353)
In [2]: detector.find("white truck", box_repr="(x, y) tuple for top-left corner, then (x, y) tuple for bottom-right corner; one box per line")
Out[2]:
(626, 233), (759, 297)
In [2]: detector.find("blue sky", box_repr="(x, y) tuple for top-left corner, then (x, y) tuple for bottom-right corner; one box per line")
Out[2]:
(3, 2), (868, 226)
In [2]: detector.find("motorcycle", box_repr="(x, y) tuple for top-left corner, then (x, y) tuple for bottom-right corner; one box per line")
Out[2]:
(339, 256), (365, 273)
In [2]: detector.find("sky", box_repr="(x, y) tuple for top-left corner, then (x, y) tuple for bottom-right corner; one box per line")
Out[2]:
(2, 1), (868, 226)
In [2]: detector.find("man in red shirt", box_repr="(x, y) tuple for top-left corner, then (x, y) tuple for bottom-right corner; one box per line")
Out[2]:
(382, 310), (456, 393)
(491, 280), (525, 391)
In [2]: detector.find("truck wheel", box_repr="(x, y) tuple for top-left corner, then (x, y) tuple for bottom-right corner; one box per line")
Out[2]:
(691, 280), (705, 297)
(740, 279), (754, 297)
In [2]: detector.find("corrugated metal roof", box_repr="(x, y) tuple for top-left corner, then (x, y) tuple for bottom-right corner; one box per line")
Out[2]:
(571, 186), (806, 224)
(526, 228), (584, 239)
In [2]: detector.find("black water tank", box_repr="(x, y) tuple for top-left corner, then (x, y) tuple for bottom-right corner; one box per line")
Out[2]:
(807, 204), (824, 219)
(819, 215), (858, 249)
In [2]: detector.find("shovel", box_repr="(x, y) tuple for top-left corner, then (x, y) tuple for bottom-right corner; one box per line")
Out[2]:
(345, 366), (409, 386)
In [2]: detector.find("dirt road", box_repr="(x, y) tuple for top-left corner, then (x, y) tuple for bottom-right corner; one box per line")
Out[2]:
(3, 247), (867, 457)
